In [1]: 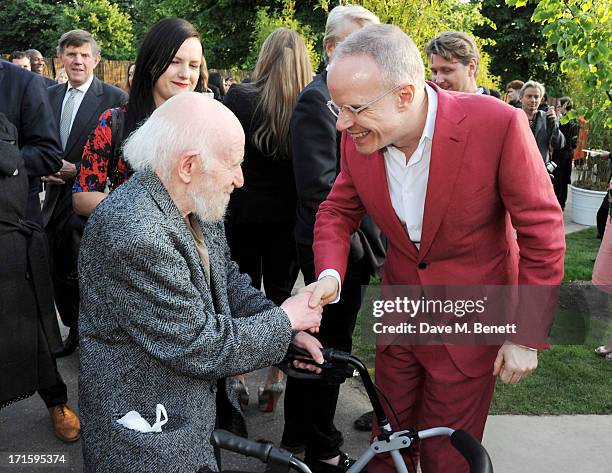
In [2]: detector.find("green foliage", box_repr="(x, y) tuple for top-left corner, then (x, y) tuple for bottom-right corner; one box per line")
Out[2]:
(507, 0), (611, 133)
(475, 1), (564, 94)
(246, 0), (321, 71)
(563, 226), (601, 282)
(491, 344), (612, 415)
(57, 0), (135, 60)
(320, 0), (499, 89)
(0, 0), (61, 57)
(130, 0), (281, 70)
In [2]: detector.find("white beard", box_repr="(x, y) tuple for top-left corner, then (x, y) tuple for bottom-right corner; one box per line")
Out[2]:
(186, 186), (229, 223)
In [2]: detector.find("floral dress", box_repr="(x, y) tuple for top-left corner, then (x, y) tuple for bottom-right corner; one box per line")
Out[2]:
(72, 106), (132, 195)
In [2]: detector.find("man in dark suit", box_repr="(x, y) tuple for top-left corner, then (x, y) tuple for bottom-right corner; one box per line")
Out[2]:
(42, 30), (127, 358)
(0, 60), (62, 223)
(286, 6), (384, 472)
(0, 61), (80, 442)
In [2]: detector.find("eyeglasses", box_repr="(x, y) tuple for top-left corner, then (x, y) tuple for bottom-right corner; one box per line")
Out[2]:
(326, 84), (403, 118)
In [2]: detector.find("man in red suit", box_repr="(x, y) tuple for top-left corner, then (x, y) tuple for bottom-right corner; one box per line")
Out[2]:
(303, 25), (565, 473)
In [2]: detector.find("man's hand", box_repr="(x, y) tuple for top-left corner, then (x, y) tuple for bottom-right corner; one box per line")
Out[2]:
(41, 172), (65, 185)
(59, 160), (77, 180)
(546, 106), (556, 122)
(281, 292), (323, 332)
(290, 331), (324, 373)
(299, 275), (339, 308)
(493, 341), (538, 385)
(42, 160), (76, 185)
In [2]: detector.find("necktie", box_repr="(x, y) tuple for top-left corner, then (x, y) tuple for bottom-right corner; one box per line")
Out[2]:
(59, 88), (79, 150)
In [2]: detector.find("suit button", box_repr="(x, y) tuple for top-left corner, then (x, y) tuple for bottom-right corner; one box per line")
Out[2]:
(417, 262), (428, 269)
(210, 385), (217, 394)
(25, 271), (32, 280)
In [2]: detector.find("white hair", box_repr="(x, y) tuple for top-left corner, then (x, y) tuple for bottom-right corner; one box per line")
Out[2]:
(331, 24), (425, 90)
(122, 112), (212, 181)
(323, 4), (380, 61)
(520, 80), (546, 98)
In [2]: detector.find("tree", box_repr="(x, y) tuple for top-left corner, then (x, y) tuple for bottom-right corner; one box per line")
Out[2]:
(318, 0), (499, 89)
(57, 0), (135, 60)
(246, 0), (321, 71)
(474, 1), (564, 95)
(0, 0), (61, 56)
(507, 0), (611, 140)
(131, 0), (282, 69)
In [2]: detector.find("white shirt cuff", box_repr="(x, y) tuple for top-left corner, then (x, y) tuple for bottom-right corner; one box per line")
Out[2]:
(318, 269), (341, 304)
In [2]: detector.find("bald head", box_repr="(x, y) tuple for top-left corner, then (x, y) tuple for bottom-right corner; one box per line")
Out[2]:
(123, 92), (245, 220)
(124, 92), (244, 176)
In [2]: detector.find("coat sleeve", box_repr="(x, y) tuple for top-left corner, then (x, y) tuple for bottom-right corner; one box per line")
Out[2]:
(19, 73), (62, 178)
(498, 108), (566, 347)
(291, 86), (339, 247)
(313, 132), (367, 281)
(499, 108), (565, 285)
(105, 228), (293, 380)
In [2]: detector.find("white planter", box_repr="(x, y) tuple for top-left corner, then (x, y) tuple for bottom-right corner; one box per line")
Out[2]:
(570, 185), (607, 226)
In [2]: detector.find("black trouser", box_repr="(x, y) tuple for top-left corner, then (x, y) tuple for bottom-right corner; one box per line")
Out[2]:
(552, 149), (573, 210)
(38, 356), (68, 408)
(282, 244), (370, 460)
(47, 213), (84, 328)
(225, 221), (299, 305)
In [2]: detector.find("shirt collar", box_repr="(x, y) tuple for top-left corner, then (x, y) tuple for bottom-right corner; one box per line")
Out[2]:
(67, 74), (94, 95)
(421, 82), (437, 143)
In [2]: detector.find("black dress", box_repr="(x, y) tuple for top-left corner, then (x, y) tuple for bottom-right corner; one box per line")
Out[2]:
(222, 84), (298, 305)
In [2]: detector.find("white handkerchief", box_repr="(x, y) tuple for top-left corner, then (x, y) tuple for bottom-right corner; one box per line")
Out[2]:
(116, 404), (168, 433)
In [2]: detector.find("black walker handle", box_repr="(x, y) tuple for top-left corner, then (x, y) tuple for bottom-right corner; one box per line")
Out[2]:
(450, 430), (494, 473)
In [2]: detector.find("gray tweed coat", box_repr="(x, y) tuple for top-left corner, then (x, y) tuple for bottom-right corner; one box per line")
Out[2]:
(78, 169), (293, 473)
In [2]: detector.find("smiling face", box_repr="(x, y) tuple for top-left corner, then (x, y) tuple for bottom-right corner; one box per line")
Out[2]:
(60, 43), (99, 87)
(152, 37), (202, 108)
(29, 51), (45, 74)
(328, 54), (408, 155)
(428, 53), (476, 93)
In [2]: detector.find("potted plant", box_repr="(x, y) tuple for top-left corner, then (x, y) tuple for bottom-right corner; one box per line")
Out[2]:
(570, 150), (610, 225)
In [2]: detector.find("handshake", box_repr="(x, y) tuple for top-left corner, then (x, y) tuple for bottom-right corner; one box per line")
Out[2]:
(279, 276), (340, 368)
(280, 275), (340, 333)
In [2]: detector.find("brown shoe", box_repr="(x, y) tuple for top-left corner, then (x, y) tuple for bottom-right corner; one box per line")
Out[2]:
(49, 404), (81, 443)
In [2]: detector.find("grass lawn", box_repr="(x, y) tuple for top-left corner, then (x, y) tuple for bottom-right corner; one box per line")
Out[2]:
(353, 226), (612, 415)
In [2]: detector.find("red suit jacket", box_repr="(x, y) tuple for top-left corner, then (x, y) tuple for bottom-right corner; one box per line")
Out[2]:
(313, 83), (565, 377)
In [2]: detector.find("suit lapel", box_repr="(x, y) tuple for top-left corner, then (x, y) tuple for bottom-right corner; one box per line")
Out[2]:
(64, 77), (102, 159)
(50, 83), (67, 126)
(365, 148), (419, 259)
(418, 86), (468, 258)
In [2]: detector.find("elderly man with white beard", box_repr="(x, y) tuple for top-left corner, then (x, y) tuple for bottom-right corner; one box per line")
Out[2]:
(78, 92), (324, 473)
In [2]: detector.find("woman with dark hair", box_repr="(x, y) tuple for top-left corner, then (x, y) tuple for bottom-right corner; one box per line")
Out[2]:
(123, 61), (135, 93)
(223, 28), (313, 412)
(72, 17), (203, 216)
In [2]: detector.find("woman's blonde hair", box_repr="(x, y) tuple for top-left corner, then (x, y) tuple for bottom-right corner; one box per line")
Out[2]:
(250, 28), (313, 159)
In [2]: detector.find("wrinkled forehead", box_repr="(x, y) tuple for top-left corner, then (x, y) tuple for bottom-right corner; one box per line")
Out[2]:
(63, 42), (95, 55)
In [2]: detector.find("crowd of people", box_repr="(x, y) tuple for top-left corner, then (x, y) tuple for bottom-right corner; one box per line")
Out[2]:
(1, 4), (610, 473)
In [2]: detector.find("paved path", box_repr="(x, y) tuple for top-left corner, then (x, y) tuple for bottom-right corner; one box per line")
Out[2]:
(2, 191), (608, 473)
